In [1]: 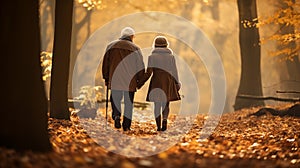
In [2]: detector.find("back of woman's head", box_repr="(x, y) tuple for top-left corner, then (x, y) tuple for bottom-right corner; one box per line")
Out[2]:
(154, 36), (169, 48)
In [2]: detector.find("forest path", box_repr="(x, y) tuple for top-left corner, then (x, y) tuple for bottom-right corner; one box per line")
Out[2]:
(1, 104), (300, 167)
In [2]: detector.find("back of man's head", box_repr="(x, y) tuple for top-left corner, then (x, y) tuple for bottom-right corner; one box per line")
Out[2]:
(121, 27), (135, 38)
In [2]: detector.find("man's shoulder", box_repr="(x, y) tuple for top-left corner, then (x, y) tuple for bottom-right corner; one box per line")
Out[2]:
(108, 39), (140, 51)
(106, 40), (119, 48)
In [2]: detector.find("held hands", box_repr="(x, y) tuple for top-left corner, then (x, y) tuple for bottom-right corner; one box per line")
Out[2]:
(105, 80), (109, 86)
(176, 82), (181, 91)
(137, 81), (144, 89)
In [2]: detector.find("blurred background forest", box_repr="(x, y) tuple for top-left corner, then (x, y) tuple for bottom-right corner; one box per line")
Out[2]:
(39, 0), (300, 113)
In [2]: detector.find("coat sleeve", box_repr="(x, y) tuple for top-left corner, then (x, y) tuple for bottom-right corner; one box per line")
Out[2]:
(102, 47), (110, 83)
(135, 49), (146, 89)
(144, 56), (153, 82)
(171, 56), (179, 84)
(137, 55), (153, 88)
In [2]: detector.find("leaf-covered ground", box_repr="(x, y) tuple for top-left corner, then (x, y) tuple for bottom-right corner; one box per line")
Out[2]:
(1, 104), (300, 168)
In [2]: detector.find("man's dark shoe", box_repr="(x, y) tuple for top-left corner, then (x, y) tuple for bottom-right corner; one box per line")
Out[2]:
(114, 116), (121, 129)
(161, 119), (167, 131)
(122, 118), (132, 131)
(123, 127), (131, 131)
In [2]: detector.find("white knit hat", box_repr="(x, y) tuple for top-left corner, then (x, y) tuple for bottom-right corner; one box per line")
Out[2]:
(121, 27), (135, 37)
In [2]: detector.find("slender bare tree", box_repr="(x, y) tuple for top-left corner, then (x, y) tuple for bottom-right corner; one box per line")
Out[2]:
(50, 0), (74, 119)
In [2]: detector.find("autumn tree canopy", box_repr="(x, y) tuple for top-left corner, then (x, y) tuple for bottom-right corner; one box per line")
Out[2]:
(256, 0), (300, 60)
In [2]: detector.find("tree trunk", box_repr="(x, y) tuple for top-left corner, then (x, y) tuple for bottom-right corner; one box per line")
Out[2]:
(50, 0), (74, 119)
(40, 0), (55, 51)
(234, 0), (265, 110)
(69, 9), (93, 99)
(0, 0), (51, 151)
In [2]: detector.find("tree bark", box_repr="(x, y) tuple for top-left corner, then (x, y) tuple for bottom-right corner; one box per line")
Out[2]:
(234, 0), (265, 110)
(40, 0), (55, 51)
(0, 0), (51, 151)
(69, 9), (93, 99)
(50, 0), (74, 119)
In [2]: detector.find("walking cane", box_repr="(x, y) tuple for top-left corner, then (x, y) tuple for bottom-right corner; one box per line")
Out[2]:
(105, 86), (109, 129)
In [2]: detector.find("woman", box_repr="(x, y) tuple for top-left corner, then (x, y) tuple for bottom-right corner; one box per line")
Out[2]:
(144, 36), (181, 131)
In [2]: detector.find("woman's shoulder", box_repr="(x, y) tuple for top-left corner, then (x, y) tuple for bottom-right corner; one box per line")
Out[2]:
(152, 48), (172, 54)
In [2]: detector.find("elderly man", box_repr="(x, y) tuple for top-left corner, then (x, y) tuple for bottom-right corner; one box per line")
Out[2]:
(102, 27), (145, 131)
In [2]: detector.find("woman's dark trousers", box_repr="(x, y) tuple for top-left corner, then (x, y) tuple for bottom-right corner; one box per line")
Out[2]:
(154, 102), (170, 131)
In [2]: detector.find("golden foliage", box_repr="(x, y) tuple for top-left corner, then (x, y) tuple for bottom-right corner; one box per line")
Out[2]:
(77, 0), (116, 10)
(40, 51), (52, 81)
(77, 0), (192, 12)
(256, 0), (300, 59)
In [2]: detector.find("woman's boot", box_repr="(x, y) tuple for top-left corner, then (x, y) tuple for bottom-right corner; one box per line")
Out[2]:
(155, 115), (161, 131)
(161, 119), (167, 131)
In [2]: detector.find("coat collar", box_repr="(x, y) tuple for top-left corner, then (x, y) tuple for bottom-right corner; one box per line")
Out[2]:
(119, 36), (133, 42)
(152, 47), (172, 54)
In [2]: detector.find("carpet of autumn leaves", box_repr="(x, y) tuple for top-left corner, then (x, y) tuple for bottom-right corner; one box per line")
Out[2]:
(1, 104), (300, 168)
